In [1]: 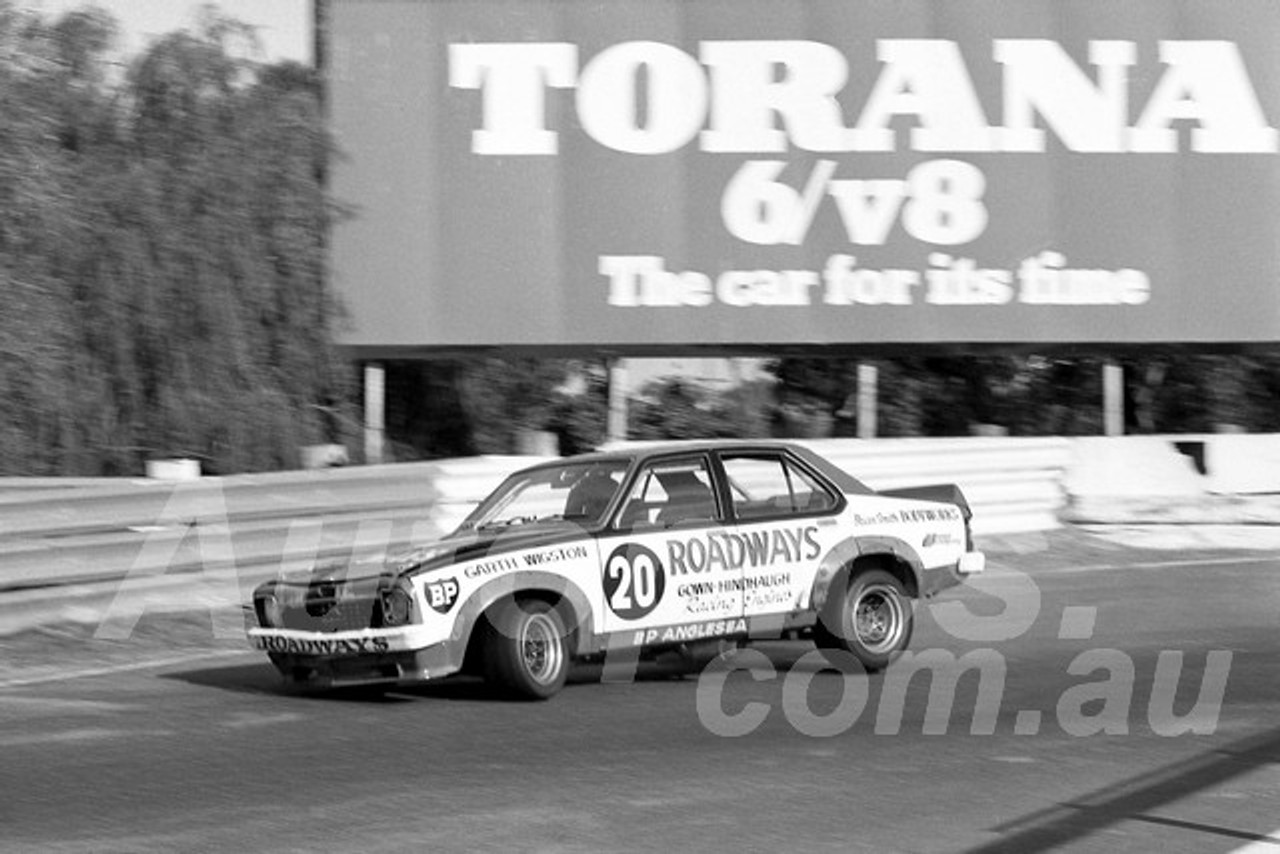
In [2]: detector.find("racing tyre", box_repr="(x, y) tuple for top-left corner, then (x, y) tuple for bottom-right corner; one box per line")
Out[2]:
(483, 598), (570, 700)
(815, 569), (913, 672)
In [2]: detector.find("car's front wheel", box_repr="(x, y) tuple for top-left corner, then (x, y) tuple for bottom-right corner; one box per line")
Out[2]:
(815, 568), (914, 672)
(483, 598), (570, 700)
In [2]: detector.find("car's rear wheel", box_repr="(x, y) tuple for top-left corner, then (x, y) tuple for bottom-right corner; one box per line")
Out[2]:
(815, 568), (913, 672)
(483, 598), (570, 700)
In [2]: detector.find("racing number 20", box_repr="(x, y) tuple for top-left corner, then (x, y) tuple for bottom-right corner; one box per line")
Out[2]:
(604, 544), (666, 619)
(609, 553), (656, 610)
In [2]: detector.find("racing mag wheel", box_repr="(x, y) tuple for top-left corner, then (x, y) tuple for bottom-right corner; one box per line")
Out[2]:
(815, 568), (914, 672)
(483, 598), (570, 699)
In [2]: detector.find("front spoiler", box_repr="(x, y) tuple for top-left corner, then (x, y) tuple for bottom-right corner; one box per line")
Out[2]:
(247, 625), (465, 688)
(264, 645), (464, 688)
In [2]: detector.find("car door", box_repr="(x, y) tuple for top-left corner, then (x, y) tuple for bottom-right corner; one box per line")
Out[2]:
(595, 454), (745, 646)
(717, 450), (843, 622)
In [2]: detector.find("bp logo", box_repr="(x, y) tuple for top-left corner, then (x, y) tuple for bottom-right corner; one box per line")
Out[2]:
(603, 543), (666, 620)
(424, 577), (460, 614)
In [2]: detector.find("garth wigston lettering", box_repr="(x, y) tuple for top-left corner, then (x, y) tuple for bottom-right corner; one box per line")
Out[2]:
(450, 39), (1277, 156)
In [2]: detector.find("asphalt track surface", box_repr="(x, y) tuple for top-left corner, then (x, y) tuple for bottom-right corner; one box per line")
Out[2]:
(1, 530), (1278, 853)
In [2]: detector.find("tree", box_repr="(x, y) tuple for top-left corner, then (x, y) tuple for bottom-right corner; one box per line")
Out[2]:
(0, 3), (109, 473)
(382, 358), (578, 459)
(550, 362), (610, 455)
(0, 3), (356, 474)
(628, 376), (770, 440)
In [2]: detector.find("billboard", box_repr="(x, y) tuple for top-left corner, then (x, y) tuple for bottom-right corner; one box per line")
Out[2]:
(328, 0), (1280, 351)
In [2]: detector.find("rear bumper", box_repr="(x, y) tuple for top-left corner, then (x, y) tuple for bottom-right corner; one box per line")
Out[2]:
(957, 550), (986, 576)
(920, 550), (986, 598)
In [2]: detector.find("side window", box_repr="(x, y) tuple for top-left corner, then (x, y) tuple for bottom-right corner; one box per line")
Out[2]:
(722, 454), (837, 520)
(617, 457), (718, 529)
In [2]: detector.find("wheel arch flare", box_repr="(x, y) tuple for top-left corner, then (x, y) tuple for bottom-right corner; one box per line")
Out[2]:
(448, 570), (597, 659)
(809, 535), (925, 612)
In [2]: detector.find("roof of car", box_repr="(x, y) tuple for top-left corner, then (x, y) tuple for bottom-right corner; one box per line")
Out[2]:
(513, 439), (874, 494)
(576, 439), (808, 463)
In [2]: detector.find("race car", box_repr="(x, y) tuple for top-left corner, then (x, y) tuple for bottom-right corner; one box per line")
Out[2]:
(247, 441), (985, 699)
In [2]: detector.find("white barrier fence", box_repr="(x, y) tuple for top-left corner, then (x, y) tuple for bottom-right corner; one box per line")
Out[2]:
(26, 431), (1280, 602)
(1062, 433), (1280, 524)
(0, 438), (1069, 597)
(794, 438), (1071, 535)
(309, 432), (1280, 535)
(421, 438), (1073, 537)
(14, 434), (1280, 635)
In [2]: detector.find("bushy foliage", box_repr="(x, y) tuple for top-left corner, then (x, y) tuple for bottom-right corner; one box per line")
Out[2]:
(382, 358), (598, 459)
(628, 376), (773, 441)
(550, 363), (610, 455)
(769, 352), (1275, 437)
(0, 3), (355, 474)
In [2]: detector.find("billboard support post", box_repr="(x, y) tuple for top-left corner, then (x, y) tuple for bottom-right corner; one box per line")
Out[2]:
(607, 359), (628, 444)
(364, 362), (386, 464)
(1104, 362), (1125, 436)
(857, 363), (878, 439)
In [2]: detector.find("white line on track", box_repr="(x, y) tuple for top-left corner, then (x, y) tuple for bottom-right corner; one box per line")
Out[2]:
(992, 554), (1280, 576)
(0, 649), (256, 690)
(1227, 828), (1280, 852)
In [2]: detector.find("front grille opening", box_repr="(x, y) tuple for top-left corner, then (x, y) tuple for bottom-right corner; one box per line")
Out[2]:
(305, 579), (341, 617)
(283, 592), (379, 633)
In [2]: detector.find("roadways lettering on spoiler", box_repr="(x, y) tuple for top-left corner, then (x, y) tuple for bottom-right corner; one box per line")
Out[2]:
(254, 636), (392, 656)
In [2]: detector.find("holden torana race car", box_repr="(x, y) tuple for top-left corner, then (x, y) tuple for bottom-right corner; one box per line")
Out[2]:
(247, 441), (985, 699)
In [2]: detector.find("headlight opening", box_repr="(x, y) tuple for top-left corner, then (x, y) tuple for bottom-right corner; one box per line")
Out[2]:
(255, 589), (285, 628)
(380, 585), (415, 627)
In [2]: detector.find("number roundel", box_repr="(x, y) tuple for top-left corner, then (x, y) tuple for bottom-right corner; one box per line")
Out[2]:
(603, 543), (666, 620)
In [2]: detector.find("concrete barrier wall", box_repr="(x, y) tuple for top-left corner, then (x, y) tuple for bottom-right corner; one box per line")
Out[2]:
(1062, 432), (1280, 524)
(14, 435), (1280, 637)
(0, 463), (443, 539)
(16, 432), (1280, 598)
(0, 439), (1069, 598)
(1203, 433), (1280, 493)
(793, 438), (1071, 535)
(424, 439), (1074, 536)
(519, 438), (1070, 536)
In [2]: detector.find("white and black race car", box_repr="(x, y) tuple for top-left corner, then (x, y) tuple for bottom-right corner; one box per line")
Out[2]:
(248, 441), (985, 699)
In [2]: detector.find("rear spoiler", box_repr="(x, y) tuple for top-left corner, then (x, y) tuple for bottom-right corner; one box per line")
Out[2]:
(878, 483), (973, 522)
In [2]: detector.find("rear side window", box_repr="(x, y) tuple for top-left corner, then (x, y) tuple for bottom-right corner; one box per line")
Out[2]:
(617, 456), (719, 529)
(721, 453), (838, 520)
